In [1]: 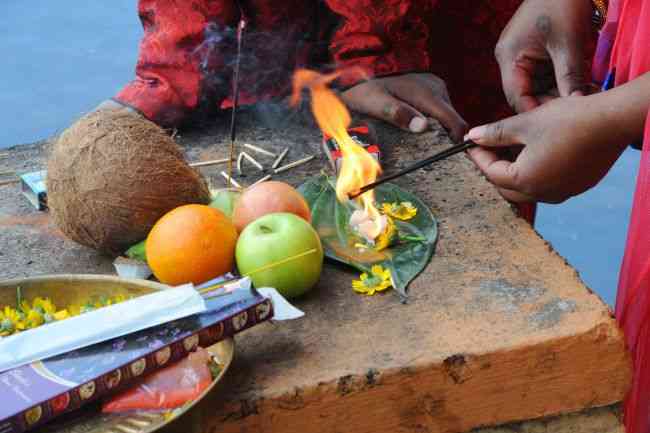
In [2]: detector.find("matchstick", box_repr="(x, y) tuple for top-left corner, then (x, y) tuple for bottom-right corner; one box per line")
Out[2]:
(237, 153), (245, 175)
(242, 151), (264, 171)
(251, 174), (272, 186)
(189, 158), (231, 168)
(272, 147), (289, 169)
(244, 143), (276, 158)
(220, 171), (242, 188)
(274, 155), (315, 174)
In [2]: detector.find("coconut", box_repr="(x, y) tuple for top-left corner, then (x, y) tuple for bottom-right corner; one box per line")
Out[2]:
(47, 108), (211, 256)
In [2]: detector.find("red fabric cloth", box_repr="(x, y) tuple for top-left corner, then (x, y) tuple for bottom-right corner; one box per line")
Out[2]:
(610, 2), (650, 433)
(114, 0), (522, 127)
(114, 0), (537, 224)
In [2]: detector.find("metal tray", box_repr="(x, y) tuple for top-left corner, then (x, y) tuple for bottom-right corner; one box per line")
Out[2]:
(0, 275), (234, 433)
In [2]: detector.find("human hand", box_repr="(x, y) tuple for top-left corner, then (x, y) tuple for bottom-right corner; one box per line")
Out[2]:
(495, 0), (593, 113)
(465, 95), (630, 204)
(341, 73), (468, 142)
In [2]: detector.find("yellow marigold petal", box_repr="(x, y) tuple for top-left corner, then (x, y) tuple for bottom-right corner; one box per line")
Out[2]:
(352, 285), (369, 294)
(53, 310), (70, 321)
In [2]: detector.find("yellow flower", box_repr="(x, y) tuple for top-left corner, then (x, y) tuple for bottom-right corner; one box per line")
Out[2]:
(112, 294), (128, 303)
(0, 310), (14, 336)
(24, 309), (44, 329)
(19, 300), (31, 314)
(352, 265), (393, 296)
(382, 202), (417, 221)
(4, 306), (25, 331)
(32, 297), (57, 315)
(53, 310), (70, 321)
(374, 217), (397, 252)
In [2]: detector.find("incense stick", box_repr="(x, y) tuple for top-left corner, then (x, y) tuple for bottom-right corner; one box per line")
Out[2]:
(198, 248), (319, 295)
(227, 19), (246, 187)
(349, 140), (477, 199)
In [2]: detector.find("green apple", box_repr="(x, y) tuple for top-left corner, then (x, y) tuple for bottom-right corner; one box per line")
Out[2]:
(235, 213), (324, 298)
(209, 188), (241, 218)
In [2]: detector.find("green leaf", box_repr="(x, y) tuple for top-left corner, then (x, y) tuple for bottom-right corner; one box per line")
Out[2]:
(125, 240), (147, 262)
(299, 176), (438, 299)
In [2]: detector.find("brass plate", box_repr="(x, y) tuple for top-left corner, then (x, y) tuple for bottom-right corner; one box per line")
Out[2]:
(0, 274), (235, 433)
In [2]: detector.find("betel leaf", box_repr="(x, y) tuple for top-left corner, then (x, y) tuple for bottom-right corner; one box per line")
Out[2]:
(298, 174), (438, 300)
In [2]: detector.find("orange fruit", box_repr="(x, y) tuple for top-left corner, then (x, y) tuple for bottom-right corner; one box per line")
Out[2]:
(146, 204), (238, 285)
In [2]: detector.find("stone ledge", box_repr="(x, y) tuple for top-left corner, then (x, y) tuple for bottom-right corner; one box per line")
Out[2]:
(0, 110), (631, 433)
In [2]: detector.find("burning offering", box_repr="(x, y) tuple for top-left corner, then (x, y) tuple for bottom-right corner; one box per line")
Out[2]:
(292, 70), (438, 299)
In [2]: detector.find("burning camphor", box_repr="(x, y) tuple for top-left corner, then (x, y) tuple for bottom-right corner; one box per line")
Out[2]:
(291, 69), (386, 241)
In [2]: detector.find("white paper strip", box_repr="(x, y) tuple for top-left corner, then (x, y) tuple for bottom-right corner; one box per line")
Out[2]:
(196, 276), (305, 321)
(257, 287), (305, 321)
(0, 284), (205, 373)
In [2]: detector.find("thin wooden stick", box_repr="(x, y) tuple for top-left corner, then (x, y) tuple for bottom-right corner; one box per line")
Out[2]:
(251, 174), (272, 186)
(272, 148), (289, 169)
(227, 19), (246, 186)
(189, 158), (231, 168)
(244, 143), (276, 158)
(242, 151), (264, 171)
(274, 155), (315, 174)
(198, 248), (318, 296)
(220, 171), (242, 188)
(349, 140), (477, 199)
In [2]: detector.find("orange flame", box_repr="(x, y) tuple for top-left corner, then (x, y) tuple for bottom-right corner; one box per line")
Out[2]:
(291, 69), (384, 239)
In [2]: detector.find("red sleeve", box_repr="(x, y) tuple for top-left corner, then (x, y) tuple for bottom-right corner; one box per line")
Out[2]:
(114, 0), (237, 126)
(324, 0), (437, 87)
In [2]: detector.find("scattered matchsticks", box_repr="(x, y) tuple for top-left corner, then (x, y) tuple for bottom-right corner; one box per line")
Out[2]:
(237, 153), (245, 175)
(272, 148), (289, 169)
(189, 158), (231, 168)
(220, 171), (242, 188)
(251, 174), (272, 186)
(244, 143), (276, 158)
(274, 155), (315, 174)
(241, 151), (264, 171)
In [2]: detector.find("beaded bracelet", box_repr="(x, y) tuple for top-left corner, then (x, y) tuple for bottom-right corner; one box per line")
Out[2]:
(592, 0), (608, 30)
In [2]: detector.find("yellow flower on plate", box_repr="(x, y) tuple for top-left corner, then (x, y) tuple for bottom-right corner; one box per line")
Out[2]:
(382, 202), (417, 221)
(32, 297), (57, 316)
(4, 306), (25, 331)
(352, 265), (393, 296)
(53, 310), (70, 321)
(374, 217), (397, 252)
(24, 309), (44, 329)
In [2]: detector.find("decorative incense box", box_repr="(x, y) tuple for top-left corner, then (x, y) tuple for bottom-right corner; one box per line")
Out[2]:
(0, 283), (273, 433)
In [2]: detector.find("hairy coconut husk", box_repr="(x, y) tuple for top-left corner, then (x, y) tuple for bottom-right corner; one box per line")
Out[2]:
(47, 108), (211, 256)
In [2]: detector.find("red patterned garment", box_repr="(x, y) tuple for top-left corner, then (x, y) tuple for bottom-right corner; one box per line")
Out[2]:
(114, 0), (535, 222)
(114, 0), (522, 127)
